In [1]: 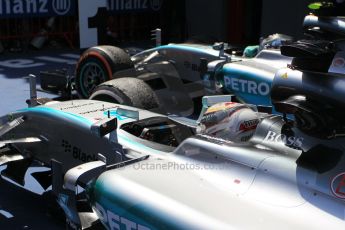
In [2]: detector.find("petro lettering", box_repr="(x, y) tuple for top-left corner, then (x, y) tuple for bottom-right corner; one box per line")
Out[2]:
(94, 202), (151, 230)
(224, 76), (270, 96)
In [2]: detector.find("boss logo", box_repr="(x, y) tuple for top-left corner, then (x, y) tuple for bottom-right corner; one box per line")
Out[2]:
(52, 0), (71, 15)
(263, 130), (303, 148)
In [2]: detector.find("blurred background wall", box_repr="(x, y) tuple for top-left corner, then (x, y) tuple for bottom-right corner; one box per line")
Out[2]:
(0, 0), (320, 52)
(260, 0), (310, 39)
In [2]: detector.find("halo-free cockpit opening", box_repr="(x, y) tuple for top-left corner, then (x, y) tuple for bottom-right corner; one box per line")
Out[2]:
(120, 116), (195, 147)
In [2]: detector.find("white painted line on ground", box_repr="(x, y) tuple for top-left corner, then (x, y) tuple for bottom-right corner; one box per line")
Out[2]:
(36, 56), (77, 65)
(0, 210), (14, 218)
(61, 54), (80, 59)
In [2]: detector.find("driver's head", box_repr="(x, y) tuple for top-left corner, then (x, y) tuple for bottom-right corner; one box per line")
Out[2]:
(197, 102), (260, 143)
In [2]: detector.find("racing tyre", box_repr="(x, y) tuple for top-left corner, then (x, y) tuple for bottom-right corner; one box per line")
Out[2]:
(89, 77), (159, 110)
(75, 46), (133, 98)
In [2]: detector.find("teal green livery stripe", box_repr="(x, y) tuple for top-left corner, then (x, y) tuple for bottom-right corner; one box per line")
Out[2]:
(17, 106), (166, 154)
(136, 44), (219, 56)
(117, 133), (165, 155)
(17, 107), (93, 127)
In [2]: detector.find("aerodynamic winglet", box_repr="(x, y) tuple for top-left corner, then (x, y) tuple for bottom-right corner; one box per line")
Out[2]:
(1, 158), (33, 186)
(0, 137), (42, 146)
(0, 116), (25, 137)
(0, 146), (25, 167)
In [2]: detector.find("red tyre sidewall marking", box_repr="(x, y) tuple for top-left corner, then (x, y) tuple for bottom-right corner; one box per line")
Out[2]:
(77, 51), (113, 81)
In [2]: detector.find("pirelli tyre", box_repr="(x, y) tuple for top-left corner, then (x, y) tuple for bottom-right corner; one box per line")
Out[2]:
(89, 77), (159, 110)
(75, 46), (133, 98)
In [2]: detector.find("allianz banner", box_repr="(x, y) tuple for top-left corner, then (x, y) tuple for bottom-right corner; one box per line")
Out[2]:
(0, 0), (163, 18)
(0, 0), (77, 18)
(107, 0), (164, 13)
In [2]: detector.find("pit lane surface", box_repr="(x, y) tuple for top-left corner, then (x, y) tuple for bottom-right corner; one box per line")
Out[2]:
(0, 49), (80, 114)
(0, 49), (80, 229)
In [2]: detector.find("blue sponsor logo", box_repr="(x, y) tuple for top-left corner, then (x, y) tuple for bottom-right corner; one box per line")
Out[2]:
(0, 0), (76, 18)
(52, 0), (71, 15)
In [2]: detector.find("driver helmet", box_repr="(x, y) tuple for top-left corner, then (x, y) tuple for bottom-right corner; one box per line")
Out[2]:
(259, 33), (293, 50)
(197, 102), (260, 143)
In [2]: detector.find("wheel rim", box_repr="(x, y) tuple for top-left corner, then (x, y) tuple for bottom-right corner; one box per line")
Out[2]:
(79, 62), (107, 97)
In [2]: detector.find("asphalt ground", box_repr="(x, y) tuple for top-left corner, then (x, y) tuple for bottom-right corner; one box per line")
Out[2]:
(0, 49), (80, 229)
(0, 49), (80, 114)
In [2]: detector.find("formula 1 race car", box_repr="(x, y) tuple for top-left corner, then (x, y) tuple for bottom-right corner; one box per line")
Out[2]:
(72, 37), (291, 117)
(62, 13), (342, 118)
(1, 35), (345, 229)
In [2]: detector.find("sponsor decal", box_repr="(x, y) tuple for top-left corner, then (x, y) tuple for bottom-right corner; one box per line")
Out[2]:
(224, 76), (270, 96)
(62, 139), (97, 162)
(332, 57), (345, 68)
(263, 130), (303, 148)
(184, 61), (200, 72)
(329, 51), (345, 74)
(234, 179), (241, 184)
(0, 0), (76, 17)
(281, 72), (288, 79)
(331, 172), (345, 199)
(52, 0), (71, 15)
(94, 202), (151, 230)
(239, 119), (259, 132)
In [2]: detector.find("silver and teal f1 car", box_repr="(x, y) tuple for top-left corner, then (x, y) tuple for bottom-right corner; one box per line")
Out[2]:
(1, 50), (345, 229)
(74, 38), (291, 117)
(63, 12), (345, 120)
(2, 3), (345, 228)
